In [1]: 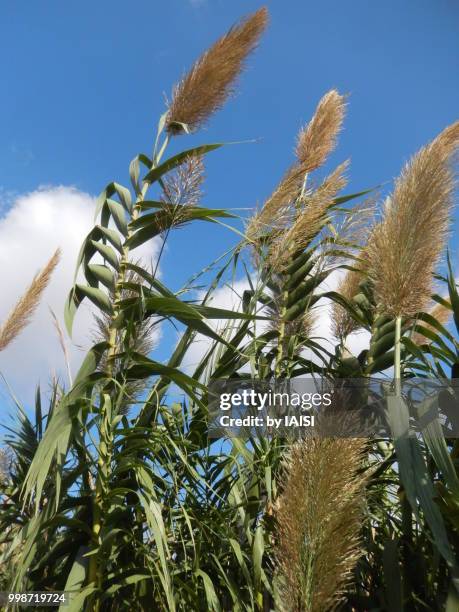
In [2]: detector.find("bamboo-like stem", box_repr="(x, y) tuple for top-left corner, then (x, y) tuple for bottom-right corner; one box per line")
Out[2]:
(88, 133), (169, 606)
(275, 171), (309, 378)
(275, 290), (288, 378)
(88, 205), (141, 602)
(394, 316), (402, 397)
(394, 315), (412, 591)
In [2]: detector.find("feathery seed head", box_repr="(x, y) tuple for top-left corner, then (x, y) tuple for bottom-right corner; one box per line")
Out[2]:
(295, 90), (347, 171)
(267, 161), (349, 270)
(367, 121), (459, 317)
(275, 437), (367, 611)
(246, 162), (307, 242)
(246, 92), (347, 245)
(161, 155), (205, 207)
(0, 249), (61, 352)
(166, 8), (268, 135)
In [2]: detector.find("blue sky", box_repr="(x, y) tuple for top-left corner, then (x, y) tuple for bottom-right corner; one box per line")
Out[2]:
(1, 0), (459, 274)
(0, 0), (458, 401)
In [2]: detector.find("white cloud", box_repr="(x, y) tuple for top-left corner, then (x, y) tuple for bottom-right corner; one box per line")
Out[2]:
(0, 186), (160, 406)
(180, 269), (371, 377)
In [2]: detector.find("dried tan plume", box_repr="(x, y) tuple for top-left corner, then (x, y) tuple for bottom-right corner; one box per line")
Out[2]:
(332, 267), (364, 340)
(296, 90), (347, 171)
(275, 437), (367, 611)
(412, 299), (452, 345)
(268, 161), (348, 269)
(333, 196), (378, 254)
(246, 91), (346, 243)
(161, 155), (205, 207)
(166, 8), (268, 134)
(367, 121), (459, 317)
(0, 249), (61, 352)
(246, 163), (309, 241)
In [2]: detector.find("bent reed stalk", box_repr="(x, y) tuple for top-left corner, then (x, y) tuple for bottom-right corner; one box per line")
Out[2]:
(87, 132), (170, 600)
(86, 9), (268, 603)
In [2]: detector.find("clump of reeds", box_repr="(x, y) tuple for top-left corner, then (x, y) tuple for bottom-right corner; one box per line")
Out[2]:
(275, 436), (367, 612)
(0, 249), (60, 352)
(247, 90), (347, 244)
(367, 122), (459, 317)
(166, 7), (268, 135)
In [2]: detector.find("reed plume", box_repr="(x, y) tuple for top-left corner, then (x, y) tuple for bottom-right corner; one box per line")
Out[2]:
(412, 299), (452, 345)
(296, 90), (346, 171)
(246, 164), (309, 241)
(166, 8), (268, 134)
(161, 155), (205, 207)
(275, 437), (367, 611)
(367, 122), (459, 317)
(0, 249), (60, 352)
(268, 293), (316, 351)
(276, 438), (365, 612)
(246, 90), (346, 242)
(268, 161), (348, 269)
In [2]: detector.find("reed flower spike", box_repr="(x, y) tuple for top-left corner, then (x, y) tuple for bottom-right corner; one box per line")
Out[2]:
(166, 7), (268, 135)
(267, 161), (349, 269)
(161, 155), (205, 208)
(0, 249), (61, 352)
(367, 121), (459, 317)
(247, 90), (346, 242)
(296, 89), (347, 171)
(276, 437), (367, 612)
